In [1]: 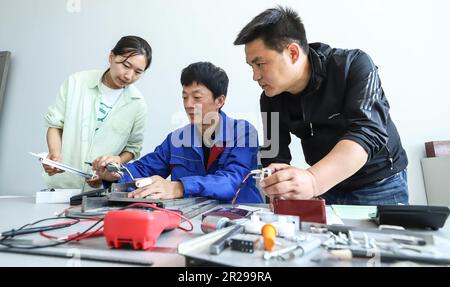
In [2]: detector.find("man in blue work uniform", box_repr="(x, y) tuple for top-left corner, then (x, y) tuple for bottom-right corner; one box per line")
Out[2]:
(92, 62), (263, 203)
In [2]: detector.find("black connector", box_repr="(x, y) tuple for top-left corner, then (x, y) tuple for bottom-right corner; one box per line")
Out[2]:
(1, 222), (75, 238)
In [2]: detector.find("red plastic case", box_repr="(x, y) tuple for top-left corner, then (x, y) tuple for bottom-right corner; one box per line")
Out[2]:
(273, 198), (327, 224)
(104, 209), (181, 250)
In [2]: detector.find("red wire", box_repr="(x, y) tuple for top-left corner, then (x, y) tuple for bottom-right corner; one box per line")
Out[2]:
(39, 219), (102, 241)
(39, 202), (194, 242)
(232, 172), (252, 206)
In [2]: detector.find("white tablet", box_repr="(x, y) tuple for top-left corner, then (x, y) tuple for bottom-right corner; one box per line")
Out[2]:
(30, 152), (94, 179)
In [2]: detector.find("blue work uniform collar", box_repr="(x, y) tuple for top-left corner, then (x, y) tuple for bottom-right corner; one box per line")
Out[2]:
(186, 110), (233, 161)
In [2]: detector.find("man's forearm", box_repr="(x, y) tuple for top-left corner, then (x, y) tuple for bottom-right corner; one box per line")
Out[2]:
(307, 139), (368, 195)
(47, 127), (63, 155)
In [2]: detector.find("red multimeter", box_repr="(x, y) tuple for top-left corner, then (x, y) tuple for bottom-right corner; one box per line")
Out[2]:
(103, 209), (181, 250)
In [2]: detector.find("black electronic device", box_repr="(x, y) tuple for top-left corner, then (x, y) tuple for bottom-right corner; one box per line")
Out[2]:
(201, 207), (253, 220)
(373, 205), (450, 230)
(69, 189), (108, 206)
(230, 234), (261, 253)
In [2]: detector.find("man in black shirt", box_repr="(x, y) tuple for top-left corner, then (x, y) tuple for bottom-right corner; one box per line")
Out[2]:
(234, 6), (408, 205)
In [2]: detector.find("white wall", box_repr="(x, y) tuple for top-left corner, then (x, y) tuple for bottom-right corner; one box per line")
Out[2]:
(1, 0), (449, 203)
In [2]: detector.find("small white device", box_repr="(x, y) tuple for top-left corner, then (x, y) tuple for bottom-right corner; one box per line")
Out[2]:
(135, 178), (153, 188)
(250, 168), (272, 181)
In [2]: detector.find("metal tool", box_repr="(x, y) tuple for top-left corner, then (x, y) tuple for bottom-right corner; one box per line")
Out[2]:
(201, 216), (231, 234)
(29, 152), (94, 179)
(84, 161), (135, 180)
(68, 191), (219, 220)
(105, 163), (136, 180)
(263, 237), (322, 260)
(209, 224), (245, 255)
(345, 247), (450, 265)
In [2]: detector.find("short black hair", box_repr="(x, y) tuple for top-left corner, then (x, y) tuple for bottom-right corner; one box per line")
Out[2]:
(234, 6), (309, 55)
(180, 62), (229, 99)
(112, 36), (152, 70)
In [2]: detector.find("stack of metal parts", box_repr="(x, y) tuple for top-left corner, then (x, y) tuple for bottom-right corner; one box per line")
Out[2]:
(178, 210), (328, 266)
(311, 225), (450, 265)
(66, 183), (219, 220)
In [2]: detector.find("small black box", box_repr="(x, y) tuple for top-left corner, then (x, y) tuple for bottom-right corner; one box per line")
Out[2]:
(230, 234), (261, 253)
(374, 205), (450, 230)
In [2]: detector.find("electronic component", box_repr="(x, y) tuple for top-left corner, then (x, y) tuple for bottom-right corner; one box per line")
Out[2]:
(84, 162), (135, 180)
(230, 234), (261, 253)
(244, 213), (297, 238)
(105, 162), (122, 173)
(83, 161), (135, 181)
(244, 214), (266, 234)
(104, 209), (182, 250)
(201, 215), (231, 234)
(104, 162), (129, 179)
(202, 207), (253, 220)
(373, 205), (450, 230)
(257, 212), (301, 231)
(251, 168), (272, 181)
(69, 188), (107, 206)
(231, 168), (273, 206)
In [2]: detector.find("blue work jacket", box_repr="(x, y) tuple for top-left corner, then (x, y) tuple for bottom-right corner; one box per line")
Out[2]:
(119, 111), (263, 203)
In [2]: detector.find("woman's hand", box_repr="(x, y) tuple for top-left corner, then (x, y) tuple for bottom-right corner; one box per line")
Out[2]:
(85, 176), (103, 188)
(91, 155), (122, 182)
(43, 153), (64, 176)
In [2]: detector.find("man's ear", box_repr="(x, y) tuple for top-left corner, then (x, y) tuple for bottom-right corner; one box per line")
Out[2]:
(108, 52), (114, 65)
(215, 95), (226, 110)
(286, 43), (302, 64)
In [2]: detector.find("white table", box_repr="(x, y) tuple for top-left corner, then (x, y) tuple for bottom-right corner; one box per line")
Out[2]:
(0, 197), (449, 267)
